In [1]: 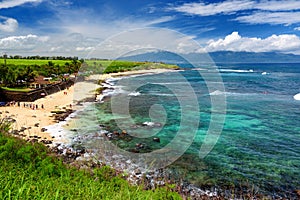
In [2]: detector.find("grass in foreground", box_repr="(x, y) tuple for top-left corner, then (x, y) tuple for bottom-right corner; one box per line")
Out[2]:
(0, 119), (182, 200)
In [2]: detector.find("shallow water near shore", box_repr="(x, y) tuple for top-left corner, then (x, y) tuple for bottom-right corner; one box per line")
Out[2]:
(62, 63), (299, 198)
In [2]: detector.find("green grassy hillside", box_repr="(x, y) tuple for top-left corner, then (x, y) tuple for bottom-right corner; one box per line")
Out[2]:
(0, 118), (182, 200)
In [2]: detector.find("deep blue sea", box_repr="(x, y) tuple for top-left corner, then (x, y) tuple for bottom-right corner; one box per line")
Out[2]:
(66, 63), (300, 197)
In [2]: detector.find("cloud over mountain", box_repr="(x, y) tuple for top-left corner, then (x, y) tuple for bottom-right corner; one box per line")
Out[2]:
(205, 32), (300, 53)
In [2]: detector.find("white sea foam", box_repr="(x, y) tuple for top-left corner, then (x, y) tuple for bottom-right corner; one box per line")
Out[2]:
(209, 90), (225, 96)
(143, 121), (155, 126)
(209, 90), (256, 96)
(44, 102), (93, 144)
(128, 92), (141, 96)
(219, 69), (254, 73)
(156, 93), (174, 96)
(190, 67), (206, 71)
(261, 72), (270, 75)
(152, 82), (186, 85)
(293, 93), (300, 100)
(44, 121), (71, 144)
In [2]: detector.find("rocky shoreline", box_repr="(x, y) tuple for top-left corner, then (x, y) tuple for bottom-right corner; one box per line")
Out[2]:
(48, 135), (300, 200)
(48, 140), (223, 200)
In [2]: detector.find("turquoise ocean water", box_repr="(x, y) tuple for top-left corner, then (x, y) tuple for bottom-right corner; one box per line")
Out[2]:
(67, 63), (300, 197)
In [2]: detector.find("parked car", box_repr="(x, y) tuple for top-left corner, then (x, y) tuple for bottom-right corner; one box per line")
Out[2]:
(0, 102), (6, 107)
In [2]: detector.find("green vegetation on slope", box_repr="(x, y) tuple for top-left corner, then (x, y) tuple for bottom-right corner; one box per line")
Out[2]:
(0, 60), (81, 88)
(0, 59), (73, 66)
(0, 118), (182, 200)
(0, 58), (179, 89)
(82, 60), (180, 74)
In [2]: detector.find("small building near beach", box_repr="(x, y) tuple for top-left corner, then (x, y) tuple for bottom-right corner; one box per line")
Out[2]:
(29, 76), (53, 89)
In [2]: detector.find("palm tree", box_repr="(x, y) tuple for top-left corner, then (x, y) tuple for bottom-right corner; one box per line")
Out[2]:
(4, 67), (18, 87)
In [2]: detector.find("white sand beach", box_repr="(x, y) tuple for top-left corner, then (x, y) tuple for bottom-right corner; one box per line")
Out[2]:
(0, 68), (177, 143)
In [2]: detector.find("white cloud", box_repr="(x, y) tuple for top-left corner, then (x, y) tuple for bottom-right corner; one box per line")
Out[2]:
(59, 15), (176, 40)
(205, 32), (300, 53)
(255, 0), (300, 11)
(0, 0), (42, 9)
(0, 17), (18, 32)
(169, 0), (300, 26)
(170, 0), (254, 16)
(236, 11), (300, 25)
(87, 28), (203, 59)
(0, 34), (49, 50)
(75, 47), (95, 52)
(170, 0), (300, 16)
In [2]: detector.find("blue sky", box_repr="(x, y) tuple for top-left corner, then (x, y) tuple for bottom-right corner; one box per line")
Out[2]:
(1, 0), (300, 57)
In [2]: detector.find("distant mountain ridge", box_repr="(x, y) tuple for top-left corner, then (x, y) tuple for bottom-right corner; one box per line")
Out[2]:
(119, 51), (300, 63)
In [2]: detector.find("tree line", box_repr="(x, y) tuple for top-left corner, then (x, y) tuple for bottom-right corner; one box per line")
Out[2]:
(0, 60), (82, 88)
(0, 55), (81, 61)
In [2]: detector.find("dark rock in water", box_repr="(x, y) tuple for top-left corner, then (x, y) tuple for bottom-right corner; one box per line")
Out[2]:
(99, 124), (105, 129)
(124, 137), (133, 142)
(153, 137), (160, 143)
(153, 122), (162, 127)
(135, 143), (145, 149)
(105, 133), (114, 140)
(130, 125), (140, 129)
(71, 144), (86, 154)
(295, 190), (300, 197)
(113, 131), (120, 136)
(130, 149), (140, 153)
(53, 109), (74, 122)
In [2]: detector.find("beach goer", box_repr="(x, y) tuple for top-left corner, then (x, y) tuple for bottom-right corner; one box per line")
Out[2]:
(41, 104), (44, 109)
